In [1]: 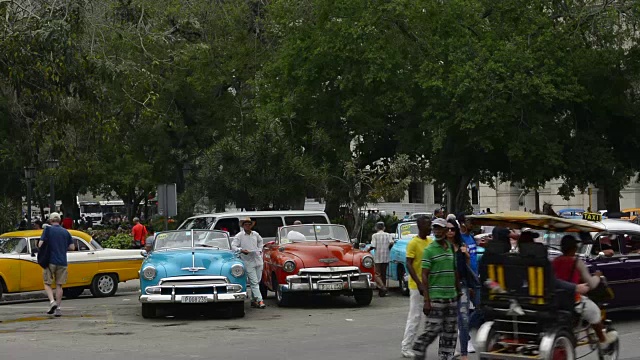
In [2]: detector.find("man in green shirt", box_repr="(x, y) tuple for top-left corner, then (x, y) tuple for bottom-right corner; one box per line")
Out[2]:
(413, 218), (461, 360)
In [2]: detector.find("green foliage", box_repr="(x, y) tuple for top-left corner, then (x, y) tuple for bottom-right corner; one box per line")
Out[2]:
(360, 215), (398, 244)
(102, 233), (134, 250)
(87, 229), (119, 244)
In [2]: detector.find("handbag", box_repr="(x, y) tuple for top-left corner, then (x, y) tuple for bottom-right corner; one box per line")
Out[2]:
(37, 227), (51, 269)
(587, 278), (615, 303)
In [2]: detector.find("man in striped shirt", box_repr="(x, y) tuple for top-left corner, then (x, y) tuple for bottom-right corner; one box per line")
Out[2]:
(369, 222), (394, 297)
(413, 218), (461, 360)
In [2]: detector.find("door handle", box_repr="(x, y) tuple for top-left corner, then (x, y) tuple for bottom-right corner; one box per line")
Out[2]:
(87, 252), (95, 255)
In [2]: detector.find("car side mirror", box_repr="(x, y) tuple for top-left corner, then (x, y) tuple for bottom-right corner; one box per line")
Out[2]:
(392, 234), (398, 240)
(597, 251), (605, 259)
(358, 243), (366, 249)
(140, 250), (148, 258)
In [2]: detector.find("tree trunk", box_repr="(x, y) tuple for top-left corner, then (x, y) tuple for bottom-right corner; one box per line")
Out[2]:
(324, 197), (340, 221)
(603, 186), (621, 213)
(534, 189), (540, 213)
(449, 176), (472, 215)
(290, 194), (305, 210)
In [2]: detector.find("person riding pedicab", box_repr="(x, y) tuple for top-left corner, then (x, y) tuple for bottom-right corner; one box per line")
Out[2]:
(552, 235), (618, 349)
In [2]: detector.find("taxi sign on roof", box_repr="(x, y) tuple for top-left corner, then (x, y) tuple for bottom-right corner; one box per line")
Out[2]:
(582, 212), (602, 222)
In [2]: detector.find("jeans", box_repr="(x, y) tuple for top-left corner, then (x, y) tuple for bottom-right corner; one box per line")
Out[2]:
(402, 289), (426, 352)
(245, 263), (264, 302)
(468, 285), (483, 330)
(457, 286), (471, 355)
(413, 299), (459, 360)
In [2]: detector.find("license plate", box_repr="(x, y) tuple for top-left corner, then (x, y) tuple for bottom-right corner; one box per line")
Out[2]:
(318, 282), (343, 291)
(181, 296), (208, 303)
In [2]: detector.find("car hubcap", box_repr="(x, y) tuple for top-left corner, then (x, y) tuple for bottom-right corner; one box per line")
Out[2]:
(98, 275), (114, 294)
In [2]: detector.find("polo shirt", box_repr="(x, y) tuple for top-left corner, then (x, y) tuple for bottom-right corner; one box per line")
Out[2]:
(421, 240), (457, 300)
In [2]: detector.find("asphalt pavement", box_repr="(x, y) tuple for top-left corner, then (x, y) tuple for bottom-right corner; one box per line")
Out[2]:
(2, 283), (640, 360)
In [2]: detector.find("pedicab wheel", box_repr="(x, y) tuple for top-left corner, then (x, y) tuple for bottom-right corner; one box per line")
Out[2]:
(599, 327), (619, 360)
(542, 331), (575, 360)
(354, 290), (373, 306)
(141, 304), (156, 319)
(476, 321), (501, 359)
(259, 281), (269, 299)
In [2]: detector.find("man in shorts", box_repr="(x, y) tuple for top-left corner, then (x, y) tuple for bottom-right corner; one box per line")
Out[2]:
(38, 212), (75, 317)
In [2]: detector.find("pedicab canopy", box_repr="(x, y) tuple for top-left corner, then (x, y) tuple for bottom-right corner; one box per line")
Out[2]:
(467, 211), (606, 233)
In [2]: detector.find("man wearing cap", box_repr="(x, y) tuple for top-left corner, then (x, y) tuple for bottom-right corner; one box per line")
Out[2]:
(38, 212), (75, 317)
(231, 217), (266, 309)
(131, 217), (148, 249)
(368, 221), (394, 297)
(413, 217), (461, 360)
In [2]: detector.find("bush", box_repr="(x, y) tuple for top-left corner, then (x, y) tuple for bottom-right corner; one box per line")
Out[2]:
(102, 233), (134, 249)
(87, 229), (119, 244)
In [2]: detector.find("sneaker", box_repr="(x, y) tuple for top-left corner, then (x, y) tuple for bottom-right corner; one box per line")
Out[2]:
(401, 350), (415, 358)
(47, 301), (58, 315)
(600, 330), (618, 349)
(54, 308), (62, 317)
(467, 341), (476, 353)
(250, 301), (258, 308)
(379, 290), (388, 297)
(258, 301), (266, 309)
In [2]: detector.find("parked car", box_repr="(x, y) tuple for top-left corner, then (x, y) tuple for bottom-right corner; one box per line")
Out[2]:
(0, 229), (143, 299)
(388, 222), (418, 296)
(558, 208), (586, 220)
(260, 224), (375, 307)
(178, 211), (330, 242)
(138, 229), (247, 318)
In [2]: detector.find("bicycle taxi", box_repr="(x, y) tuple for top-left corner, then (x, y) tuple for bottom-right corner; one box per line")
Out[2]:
(468, 211), (619, 360)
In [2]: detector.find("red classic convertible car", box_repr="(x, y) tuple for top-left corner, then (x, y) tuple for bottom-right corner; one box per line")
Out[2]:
(260, 224), (376, 306)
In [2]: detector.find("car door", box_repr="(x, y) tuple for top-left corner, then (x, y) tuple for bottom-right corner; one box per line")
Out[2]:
(617, 232), (640, 306)
(588, 233), (633, 307)
(19, 238), (46, 292)
(66, 237), (99, 287)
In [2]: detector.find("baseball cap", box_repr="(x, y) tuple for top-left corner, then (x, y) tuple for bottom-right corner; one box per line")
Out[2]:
(432, 218), (447, 228)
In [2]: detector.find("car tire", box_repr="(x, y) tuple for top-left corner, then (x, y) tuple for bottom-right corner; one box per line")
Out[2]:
(141, 304), (156, 319)
(354, 289), (373, 306)
(274, 277), (292, 307)
(90, 273), (118, 297)
(0, 278), (5, 300)
(259, 280), (269, 299)
(231, 302), (245, 318)
(63, 287), (85, 299)
(398, 266), (410, 296)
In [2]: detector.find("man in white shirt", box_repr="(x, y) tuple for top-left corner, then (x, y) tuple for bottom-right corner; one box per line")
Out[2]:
(369, 222), (394, 297)
(231, 217), (266, 309)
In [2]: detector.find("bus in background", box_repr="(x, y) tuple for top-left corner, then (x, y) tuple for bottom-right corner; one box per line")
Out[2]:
(78, 200), (103, 226)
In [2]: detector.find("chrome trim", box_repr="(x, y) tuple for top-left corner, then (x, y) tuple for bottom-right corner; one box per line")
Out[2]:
(538, 332), (556, 360)
(476, 353), (542, 360)
(159, 276), (228, 284)
(140, 292), (247, 303)
(298, 266), (360, 273)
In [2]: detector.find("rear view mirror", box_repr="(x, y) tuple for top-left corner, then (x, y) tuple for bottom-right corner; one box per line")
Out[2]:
(140, 250), (148, 258)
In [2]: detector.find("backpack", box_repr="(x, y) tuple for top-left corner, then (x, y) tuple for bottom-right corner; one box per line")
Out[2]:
(37, 227), (51, 269)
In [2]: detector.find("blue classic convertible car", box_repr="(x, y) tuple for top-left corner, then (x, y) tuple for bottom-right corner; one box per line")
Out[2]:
(139, 230), (247, 318)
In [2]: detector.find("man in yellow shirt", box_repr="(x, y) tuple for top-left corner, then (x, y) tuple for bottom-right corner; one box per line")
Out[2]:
(401, 216), (433, 358)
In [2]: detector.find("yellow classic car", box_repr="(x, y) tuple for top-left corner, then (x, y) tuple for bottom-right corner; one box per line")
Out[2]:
(0, 229), (143, 299)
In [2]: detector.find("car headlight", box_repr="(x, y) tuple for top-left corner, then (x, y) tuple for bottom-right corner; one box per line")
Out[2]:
(142, 266), (156, 280)
(283, 260), (296, 273)
(231, 264), (245, 277)
(362, 256), (374, 269)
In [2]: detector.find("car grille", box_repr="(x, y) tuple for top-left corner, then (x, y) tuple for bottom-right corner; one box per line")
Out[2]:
(161, 287), (227, 295)
(159, 276), (228, 287)
(292, 267), (364, 283)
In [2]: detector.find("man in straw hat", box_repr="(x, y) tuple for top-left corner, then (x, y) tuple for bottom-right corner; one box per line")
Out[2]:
(231, 217), (266, 309)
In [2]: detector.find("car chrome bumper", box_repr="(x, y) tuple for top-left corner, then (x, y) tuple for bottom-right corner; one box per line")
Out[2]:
(140, 292), (247, 303)
(140, 279), (246, 303)
(282, 270), (375, 292)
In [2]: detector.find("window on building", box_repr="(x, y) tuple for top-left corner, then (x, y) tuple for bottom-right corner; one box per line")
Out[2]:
(433, 183), (445, 205)
(408, 182), (424, 204)
(471, 182), (479, 205)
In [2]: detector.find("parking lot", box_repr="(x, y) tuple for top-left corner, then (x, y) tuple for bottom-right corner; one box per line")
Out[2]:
(2, 283), (640, 360)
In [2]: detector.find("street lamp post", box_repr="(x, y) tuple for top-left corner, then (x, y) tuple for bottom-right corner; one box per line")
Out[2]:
(182, 163), (192, 188)
(46, 159), (59, 215)
(24, 167), (36, 228)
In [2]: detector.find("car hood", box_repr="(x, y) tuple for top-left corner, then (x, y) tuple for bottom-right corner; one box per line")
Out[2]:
(281, 242), (358, 267)
(146, 249), (236, 276)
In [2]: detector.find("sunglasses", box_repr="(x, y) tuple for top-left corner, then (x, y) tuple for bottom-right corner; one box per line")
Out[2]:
(446, 227), (456, 232)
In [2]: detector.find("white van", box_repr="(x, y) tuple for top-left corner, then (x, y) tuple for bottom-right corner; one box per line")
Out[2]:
(177, 211), (330, 240)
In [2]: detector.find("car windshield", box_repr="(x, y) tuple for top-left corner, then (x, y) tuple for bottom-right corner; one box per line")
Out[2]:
(398, 222), (418, 238)
(533, 230), (590, 255)
(91, 240), (103, 250)
(0, 237), (26, 254)
(154, 230), (230, 250)
(279, 224), (350, 243)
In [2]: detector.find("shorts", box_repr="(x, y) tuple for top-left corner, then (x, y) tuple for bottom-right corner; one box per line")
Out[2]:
(43, 264), (68, 285)
(576, 295), (601, 324)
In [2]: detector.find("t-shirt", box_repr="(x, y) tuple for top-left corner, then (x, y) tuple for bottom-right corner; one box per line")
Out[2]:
(461, 233), (478, 274)
(371, 231), (394, 263)
(422, 240), (457, 300)
(41, 225), (72, 266)
(405, 235), (433, 290)
(132, 223), (148, 244)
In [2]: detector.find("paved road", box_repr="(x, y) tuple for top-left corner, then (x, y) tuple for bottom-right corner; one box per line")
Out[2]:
(1, 283), (640, 360)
